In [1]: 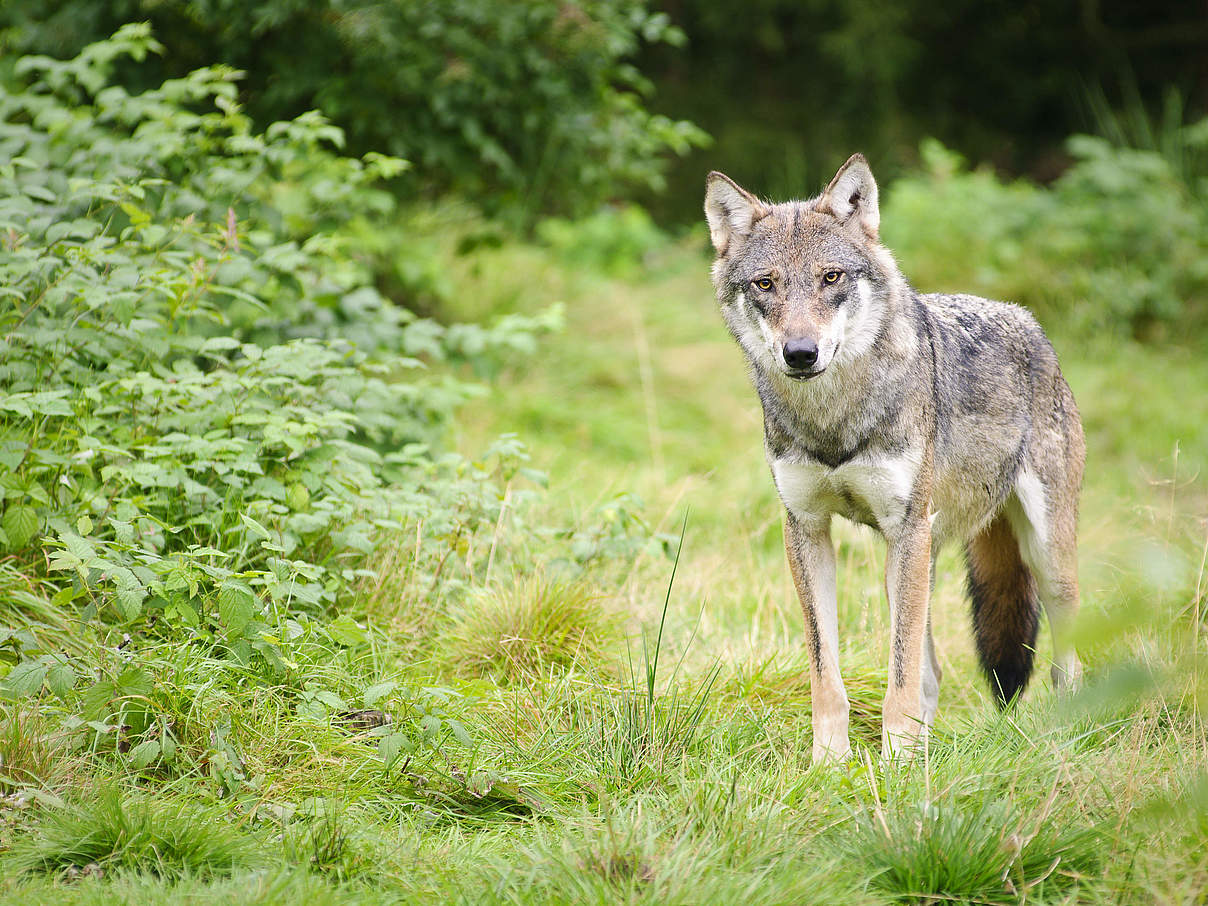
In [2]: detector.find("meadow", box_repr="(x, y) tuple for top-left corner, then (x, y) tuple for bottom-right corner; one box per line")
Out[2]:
(4, 217), (1208, 904)
(2, 26), (1208, 906)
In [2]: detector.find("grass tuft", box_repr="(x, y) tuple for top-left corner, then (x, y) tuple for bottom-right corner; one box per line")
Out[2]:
(0, 706), (71, 793)
(8, 786), (263, 879)
(445, 575), (622, 682)
(849, 797), (1100, 903)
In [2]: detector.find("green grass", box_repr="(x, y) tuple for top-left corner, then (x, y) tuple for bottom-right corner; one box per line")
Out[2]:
(2, 221), (1207, 904)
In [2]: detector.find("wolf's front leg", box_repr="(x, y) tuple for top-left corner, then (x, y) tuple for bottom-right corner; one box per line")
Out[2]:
(882, 513), (933, 759)
(784, 511), (850, 763)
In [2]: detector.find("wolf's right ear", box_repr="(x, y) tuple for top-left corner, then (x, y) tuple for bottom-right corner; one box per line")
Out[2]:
(704, 172), (767, 255)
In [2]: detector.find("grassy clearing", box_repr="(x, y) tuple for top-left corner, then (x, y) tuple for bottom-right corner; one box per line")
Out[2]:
(3, 223), (1207, 904)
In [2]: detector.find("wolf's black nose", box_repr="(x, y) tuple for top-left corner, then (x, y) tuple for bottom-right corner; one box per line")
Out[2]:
(783, 338), (819, 370)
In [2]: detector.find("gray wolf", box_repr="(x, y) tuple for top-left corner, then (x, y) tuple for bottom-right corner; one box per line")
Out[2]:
(704, 155), (1085, 762)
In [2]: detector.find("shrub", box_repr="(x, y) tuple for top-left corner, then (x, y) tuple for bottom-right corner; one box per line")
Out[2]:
(3, 2), (709, 223)
(882, 135), (1208, 339)
(0, 26), (546, 673)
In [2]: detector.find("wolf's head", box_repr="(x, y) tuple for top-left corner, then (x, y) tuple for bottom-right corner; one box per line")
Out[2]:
(705, 154), (900, 383)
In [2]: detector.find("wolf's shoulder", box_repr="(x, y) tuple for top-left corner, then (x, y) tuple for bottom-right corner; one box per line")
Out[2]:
(915, 292), (1049, 343)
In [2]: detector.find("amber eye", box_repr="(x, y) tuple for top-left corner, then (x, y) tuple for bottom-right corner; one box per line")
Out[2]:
(823, 270), (843, 285)
(753, 277), (774, 292)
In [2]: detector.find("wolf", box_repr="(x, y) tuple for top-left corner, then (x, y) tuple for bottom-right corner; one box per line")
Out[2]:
(704, 155), (1085, 762)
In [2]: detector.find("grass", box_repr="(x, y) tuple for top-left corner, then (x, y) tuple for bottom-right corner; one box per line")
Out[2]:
(1, 214), (1207, 903)
(6, 787), (263, 880)
(445, 575), (623, 682)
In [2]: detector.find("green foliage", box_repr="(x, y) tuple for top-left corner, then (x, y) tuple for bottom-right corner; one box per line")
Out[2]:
(537, 205), (667, 277)
(883, 134), (1208, 338)
(0, 28), (556, 677)
(4, 2), (708, 224)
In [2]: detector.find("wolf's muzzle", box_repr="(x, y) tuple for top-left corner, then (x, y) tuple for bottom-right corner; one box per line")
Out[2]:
(782, 337), (819, 370)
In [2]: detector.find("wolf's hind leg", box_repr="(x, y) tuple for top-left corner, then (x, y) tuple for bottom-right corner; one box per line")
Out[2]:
(1005, 470), (1083, 690)
(784, 512), (850, 764)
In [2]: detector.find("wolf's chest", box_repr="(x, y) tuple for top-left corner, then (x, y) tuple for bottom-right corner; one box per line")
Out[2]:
(770, 454), (918, 533)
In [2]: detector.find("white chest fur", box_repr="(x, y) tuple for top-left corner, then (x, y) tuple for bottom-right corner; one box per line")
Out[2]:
(771, 452), (920, 534)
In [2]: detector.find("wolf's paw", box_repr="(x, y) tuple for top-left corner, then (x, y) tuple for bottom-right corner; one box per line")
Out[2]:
(880, 720), (928, 763)
(1051, 655), (1083, 692)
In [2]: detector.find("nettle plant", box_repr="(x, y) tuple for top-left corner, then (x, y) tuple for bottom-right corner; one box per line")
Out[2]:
(0, 25), (554, 679)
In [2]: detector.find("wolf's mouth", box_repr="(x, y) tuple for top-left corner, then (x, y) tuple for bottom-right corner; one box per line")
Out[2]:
(786, 369), (824, 382)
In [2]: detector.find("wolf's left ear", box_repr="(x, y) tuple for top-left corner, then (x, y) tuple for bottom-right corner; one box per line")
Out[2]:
(819, 153), (879, 239)
(704, 172), (768, 255)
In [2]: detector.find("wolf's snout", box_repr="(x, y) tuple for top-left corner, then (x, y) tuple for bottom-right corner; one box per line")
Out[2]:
(783, 337), (819, 370)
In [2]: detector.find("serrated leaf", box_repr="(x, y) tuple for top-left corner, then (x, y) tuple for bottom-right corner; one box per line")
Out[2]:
(61, 532), (96, 562)
(200, 336), (242, 354)
(3, 660), (48, 697)
(240, 512), (271, 540)
(363, 681), (397, 708)
(76, 514), (93, 535)
(218, 582), (255, 636)
(327, 614), (367, 647)
(26, 392), (73, 416)
(2, 505), (39, 549)
(129, 738), (160, 770)
(379, 730), (414, 768)
(420, 714), (442, 740)
(446, 718), (473, 749)
(314, 690), (346, 710)
(114, 580), (145, 621)
(46, 662), (76, 698)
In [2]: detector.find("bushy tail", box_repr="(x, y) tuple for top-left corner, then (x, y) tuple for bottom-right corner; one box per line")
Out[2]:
(966, 513), (1040, 707)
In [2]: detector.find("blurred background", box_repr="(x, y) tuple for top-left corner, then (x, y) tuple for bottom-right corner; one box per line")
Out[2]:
(6, 0), (1207, 221)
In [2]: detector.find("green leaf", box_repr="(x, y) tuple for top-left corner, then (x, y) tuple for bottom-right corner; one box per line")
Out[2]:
(76, 514), (93, 535)
(240, 512), (272, 540)
(363, 681), (397, 708)
(446, 718), (473, 749)
(46, 662), (76, 698)
(3, 660), (48, 697)
(129, 738), (161, 770)
(218, 582), (256, 636)
(379, 730), (414, 768)
(314, 690), (347, 710)
(2, 505), (39, 549)
(113, 579), (146, 621)
(327, 614), (367, 647)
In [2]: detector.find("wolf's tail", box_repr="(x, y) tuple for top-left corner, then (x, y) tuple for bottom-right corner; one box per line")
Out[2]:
(965, 512), (1040, 707)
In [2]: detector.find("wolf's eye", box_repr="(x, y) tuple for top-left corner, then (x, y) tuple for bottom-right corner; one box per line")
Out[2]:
(823, 270), (843, 285)
(753, 277), (774, 292)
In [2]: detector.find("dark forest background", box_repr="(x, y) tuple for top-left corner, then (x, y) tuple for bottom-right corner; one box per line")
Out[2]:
(5, 0), (1205, 224)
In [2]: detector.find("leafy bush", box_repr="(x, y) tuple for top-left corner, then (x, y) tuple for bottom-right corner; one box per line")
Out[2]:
(0, 26), (550, 674)
(882, 134), (1208, 339)
(4, 1), (709, 223)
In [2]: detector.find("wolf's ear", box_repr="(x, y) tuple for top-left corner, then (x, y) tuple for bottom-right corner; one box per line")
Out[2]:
(704, 172), (767, 254)
(819, 153), (879, 239)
